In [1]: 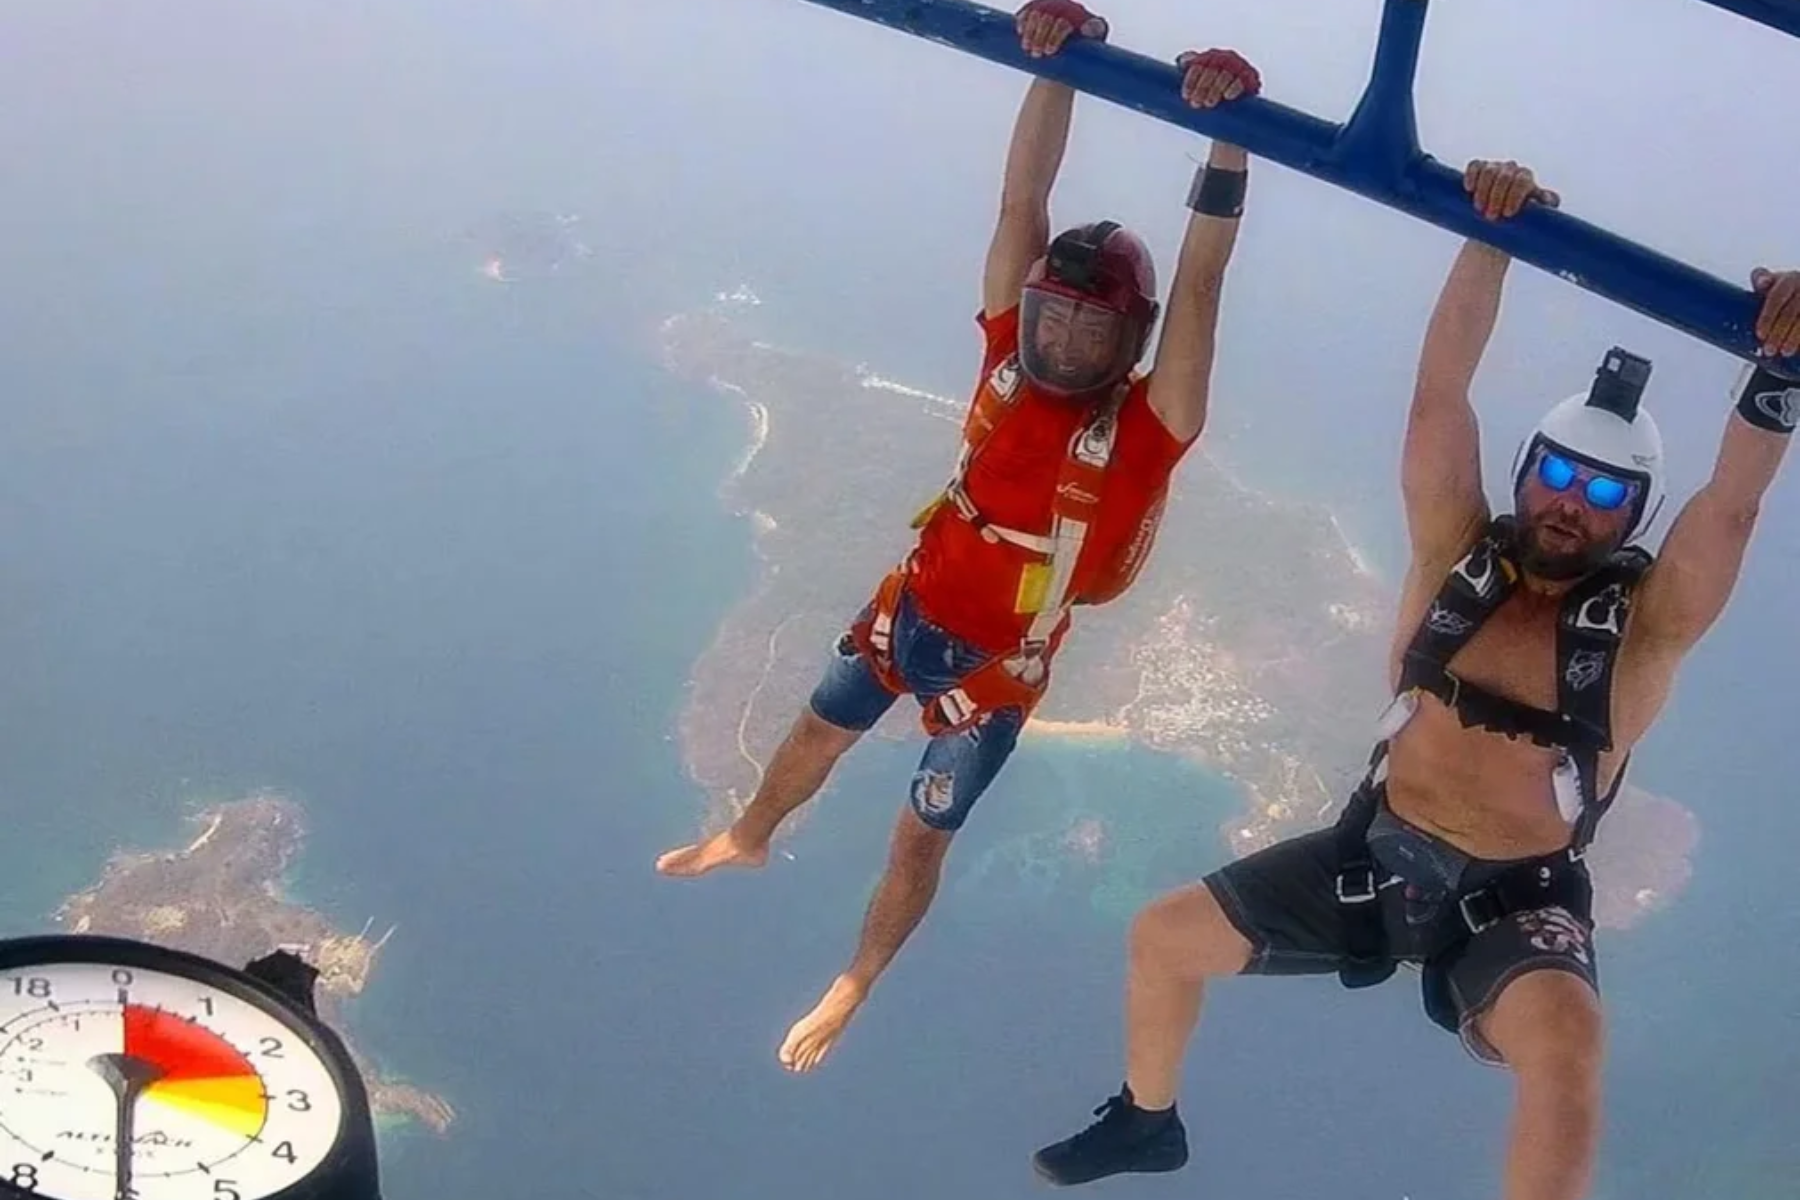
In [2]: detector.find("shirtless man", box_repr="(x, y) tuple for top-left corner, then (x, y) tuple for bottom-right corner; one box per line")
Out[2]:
(655, 2), (1264, 1074)
(1032, 159), (1800, 1199)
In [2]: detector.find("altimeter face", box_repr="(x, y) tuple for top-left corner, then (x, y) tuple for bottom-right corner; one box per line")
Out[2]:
(0, 961), (344, 1200)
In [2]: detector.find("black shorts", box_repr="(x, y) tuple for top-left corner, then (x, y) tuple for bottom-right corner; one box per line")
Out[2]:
(1202, 800), (1600, 1066)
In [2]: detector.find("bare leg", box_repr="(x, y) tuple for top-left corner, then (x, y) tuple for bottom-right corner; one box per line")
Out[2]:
(1477, 969), (1606, 1200)
(1030, 881), (1253, 1186)
(1122, 882), (1254, 1109)
(778, 806), (953, 1072)
(656, 707), (862, 877)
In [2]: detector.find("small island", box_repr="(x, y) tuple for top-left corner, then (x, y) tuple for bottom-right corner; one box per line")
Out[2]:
(654, 289), (1698, 933)
(52, 792), (456, 1135)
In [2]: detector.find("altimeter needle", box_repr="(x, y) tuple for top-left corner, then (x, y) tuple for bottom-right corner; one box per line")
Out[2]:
(87, 1053), (167, 1200)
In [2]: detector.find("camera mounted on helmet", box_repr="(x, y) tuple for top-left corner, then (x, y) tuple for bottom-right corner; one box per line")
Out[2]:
(1586, 346), (1652, 423)
(1509, 345), (1668, 554)
(1018, 221), (1160, 401)
(1045, 221), (1116, 292)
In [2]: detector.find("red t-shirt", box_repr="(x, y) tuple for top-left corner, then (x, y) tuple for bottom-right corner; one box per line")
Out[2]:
(906, 305), (1197, 655)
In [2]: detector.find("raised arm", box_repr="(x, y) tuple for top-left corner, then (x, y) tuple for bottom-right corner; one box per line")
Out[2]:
(1144, 50), (1262, 445)
(1403, 160), (1560, 566)
(1632, 268), (1800, 654)
(982, 0), (1107, 320)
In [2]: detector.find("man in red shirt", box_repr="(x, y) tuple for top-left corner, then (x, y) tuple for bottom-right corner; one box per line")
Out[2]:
(656, 0), (1263, 1073)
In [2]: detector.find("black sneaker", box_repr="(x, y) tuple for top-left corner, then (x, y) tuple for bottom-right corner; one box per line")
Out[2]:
(1032, 1084), (1188, 1186)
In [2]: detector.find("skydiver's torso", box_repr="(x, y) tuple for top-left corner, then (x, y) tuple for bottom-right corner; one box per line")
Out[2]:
(1382, 546), (1679, 860)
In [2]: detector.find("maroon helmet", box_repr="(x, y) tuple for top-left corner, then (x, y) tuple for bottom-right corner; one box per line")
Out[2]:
(1019, 220), (1161, 399)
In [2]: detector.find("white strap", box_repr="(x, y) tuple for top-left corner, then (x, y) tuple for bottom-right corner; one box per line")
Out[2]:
(937, 688), (978, 728)
(1026, 514), (1089, 644)
(870, 607), (895, 655)
(980, 518), (1056, 555)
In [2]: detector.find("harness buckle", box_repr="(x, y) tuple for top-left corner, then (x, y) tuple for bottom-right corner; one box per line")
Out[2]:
(1004, 639), (1051, 687)
(1458, 889), (1503, 935)
(1335, 867), (1378, 905)
(1442, 670), (1463, 709)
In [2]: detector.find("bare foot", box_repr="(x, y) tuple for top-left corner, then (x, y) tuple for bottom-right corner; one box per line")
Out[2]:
(654, 827), (769, 877)
(778, 974), (867, 1073)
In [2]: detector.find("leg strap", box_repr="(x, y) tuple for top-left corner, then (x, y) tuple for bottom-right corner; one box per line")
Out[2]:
(1333, 779), (1394, 989)
(848, 566), (912, 697)
(1418, 850), (1594, 1034)
(922, 652), (1048, 736)
(849, 565), (1051, 736)
(1446, 853), (1593, 938)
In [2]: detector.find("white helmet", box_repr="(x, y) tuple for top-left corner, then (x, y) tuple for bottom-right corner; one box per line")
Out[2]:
(1508, 347), (1666, 547)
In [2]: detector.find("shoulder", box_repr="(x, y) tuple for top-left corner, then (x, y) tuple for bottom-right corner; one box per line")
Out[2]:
(1398, 517), (1507, 614)
(977, 304), (1022, 358)
(1117, 371), (1195, 462)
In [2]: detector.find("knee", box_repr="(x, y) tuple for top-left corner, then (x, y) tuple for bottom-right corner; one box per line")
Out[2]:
(1488, 974), (1607, 1100)
(1129, 883), (1252, 982)
(889, 809), (956, 875)
(1523, 1002), (1605, 1091)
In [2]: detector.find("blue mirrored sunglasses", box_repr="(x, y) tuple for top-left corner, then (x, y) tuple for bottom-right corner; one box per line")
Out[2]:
(1536, 450), (1634, 511)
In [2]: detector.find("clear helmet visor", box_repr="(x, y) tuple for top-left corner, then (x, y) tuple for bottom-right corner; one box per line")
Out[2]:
(1018, 286), (1130, 397)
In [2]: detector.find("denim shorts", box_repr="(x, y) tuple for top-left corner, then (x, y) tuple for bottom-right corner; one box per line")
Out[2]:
(809, 588), (1025, 832)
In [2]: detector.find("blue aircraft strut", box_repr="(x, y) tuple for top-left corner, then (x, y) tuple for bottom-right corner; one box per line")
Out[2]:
(794, 0), (1799, 379)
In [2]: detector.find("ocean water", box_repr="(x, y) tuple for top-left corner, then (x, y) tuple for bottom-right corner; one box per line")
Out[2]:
(0, 74), (1794, 1197)
(4, 225), (1798, 1200)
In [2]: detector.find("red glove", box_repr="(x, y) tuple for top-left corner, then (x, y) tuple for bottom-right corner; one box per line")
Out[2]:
(1016, 0), (1109, 45)
(1175, 48), (1262, 99)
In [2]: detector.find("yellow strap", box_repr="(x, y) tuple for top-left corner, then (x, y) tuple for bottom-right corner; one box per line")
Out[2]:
(909, 491), (946, 530)
(1014, 561), (1053, 614)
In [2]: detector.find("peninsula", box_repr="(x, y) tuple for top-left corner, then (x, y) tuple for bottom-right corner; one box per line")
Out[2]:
(53, 792), (457, 1134)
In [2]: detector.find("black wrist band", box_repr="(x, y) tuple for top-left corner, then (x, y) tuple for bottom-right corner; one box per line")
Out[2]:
(1734, 363), (1800, 434)
(1186, 163), (1246, 218)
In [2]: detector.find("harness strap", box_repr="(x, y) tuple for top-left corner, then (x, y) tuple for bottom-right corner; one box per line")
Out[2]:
(851, 564), (914, 698)
(1399, 661), (1586, 750)
(1333, 769), (1597, 1001)
(848, 559), (1056, 737)
(1330, 517), (1651, 998)
(1452, 857), (1593, 937)
(922, 652), (1049, 735)
(1332, 760), (1394, 990)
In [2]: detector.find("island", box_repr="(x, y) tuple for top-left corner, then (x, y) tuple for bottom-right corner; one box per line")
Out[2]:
(52, 792), (457, 1135)
(463, 210), (593, 284)
(654, 289), (1698, 932)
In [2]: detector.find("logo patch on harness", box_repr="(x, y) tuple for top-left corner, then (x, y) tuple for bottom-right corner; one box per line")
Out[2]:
(1450, 538), (1505, 600)
(1072, 413), (1118, 468)
(1426, 603), (1474, 636)
(1571, 580), (1630, 638)
(987, 355), (1022, 401)
(1564, 648), (1606, 691)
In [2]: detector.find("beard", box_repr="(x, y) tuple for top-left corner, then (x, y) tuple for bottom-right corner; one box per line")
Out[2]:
(1515, 515), (1620, 581)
